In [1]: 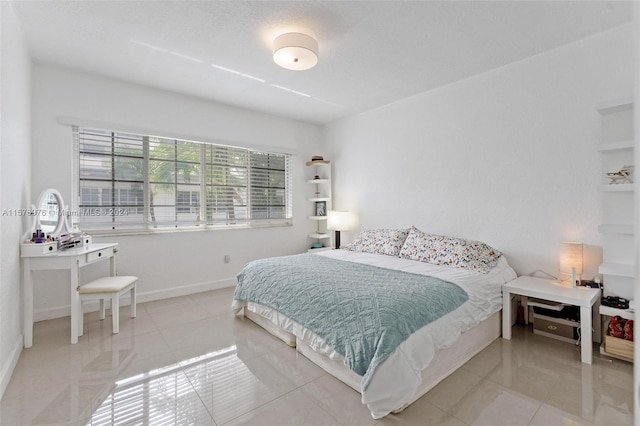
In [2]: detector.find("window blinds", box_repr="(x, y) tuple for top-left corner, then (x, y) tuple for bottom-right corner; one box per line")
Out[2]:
(75, 127), (292, 232)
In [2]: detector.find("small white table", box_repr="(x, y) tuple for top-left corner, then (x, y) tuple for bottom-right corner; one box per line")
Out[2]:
(21, 242), (118, 347)
(502, 276), (601, 364)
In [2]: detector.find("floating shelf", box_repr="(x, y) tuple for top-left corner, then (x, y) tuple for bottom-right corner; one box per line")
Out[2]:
(598, 183), (634, 192)
(308, 197), (330, 202)
(598, 262), (635, 278)
(307, 179), (329, 184)
(598, 224), (634, 235)
(308, 216), (328, 221)
(596, 97), (633, 114)
(598, 140), (634, 152)
(600, 305), (635, 321)
(309, 233), (330, 239)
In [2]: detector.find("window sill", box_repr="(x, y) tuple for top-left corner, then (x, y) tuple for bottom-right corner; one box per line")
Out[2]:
(83, 221), (293, 237)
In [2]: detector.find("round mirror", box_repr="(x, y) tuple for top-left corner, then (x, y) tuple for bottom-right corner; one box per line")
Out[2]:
(22, 188), (71, 242)
(37, 190), (61, 235)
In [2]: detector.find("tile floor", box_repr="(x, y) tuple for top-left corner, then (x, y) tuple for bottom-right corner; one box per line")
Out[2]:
(0, 287), (634, 425)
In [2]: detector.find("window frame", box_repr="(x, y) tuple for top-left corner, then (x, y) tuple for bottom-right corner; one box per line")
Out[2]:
(72, 126), (293, 235)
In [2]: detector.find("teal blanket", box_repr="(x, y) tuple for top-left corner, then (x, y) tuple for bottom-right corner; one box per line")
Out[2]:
(234, 254), (469, 390)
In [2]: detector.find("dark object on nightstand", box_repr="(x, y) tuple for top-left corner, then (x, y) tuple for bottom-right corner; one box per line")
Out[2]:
(602, 296), (629, 309)
(579, 280), (600, 288)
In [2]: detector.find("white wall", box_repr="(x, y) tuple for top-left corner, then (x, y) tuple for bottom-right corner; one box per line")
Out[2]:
(323, 24), (633, 279)
(30, 64), (321, 319)
(0, 2), (31, 398)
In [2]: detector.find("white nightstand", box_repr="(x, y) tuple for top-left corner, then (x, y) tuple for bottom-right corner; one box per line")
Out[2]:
(502, 276), (601, 364)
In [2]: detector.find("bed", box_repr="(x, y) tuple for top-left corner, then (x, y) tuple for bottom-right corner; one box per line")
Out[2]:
(232, 227), (517, 419)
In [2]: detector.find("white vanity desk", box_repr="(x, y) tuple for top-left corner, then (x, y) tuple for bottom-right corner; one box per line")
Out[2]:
(21, 242), (118, 347)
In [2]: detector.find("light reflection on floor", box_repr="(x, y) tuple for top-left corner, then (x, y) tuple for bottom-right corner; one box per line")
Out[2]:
(92, 347), (236, 425)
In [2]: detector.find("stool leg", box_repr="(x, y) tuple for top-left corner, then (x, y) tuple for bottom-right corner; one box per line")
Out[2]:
(131, 284), (137, 318)
(100, 299), (106, 320)
(112, 295), (120, 334)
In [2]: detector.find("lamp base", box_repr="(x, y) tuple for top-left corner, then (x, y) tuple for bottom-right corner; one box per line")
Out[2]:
(555, 269), (580, 287)
(335, 230), (341, 250)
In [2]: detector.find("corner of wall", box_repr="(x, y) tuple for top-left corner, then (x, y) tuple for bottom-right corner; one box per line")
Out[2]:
(0, 335), (22, 399)
(0, 0), (32, 400)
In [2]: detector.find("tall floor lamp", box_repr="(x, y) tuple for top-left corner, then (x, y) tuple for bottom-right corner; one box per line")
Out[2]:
(327, 211), (350, 249)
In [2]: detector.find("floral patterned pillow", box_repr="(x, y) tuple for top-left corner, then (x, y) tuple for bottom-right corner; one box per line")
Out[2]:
(398, 227), (502, 274)
(343, 228), (410, 256)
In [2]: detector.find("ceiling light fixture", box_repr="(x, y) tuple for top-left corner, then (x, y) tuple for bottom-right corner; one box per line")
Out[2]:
(273, 32), (318, 71)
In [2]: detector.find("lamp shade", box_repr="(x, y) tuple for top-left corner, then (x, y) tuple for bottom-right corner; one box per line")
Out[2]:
(327, 211), (350, 231)
(273, 33), (318, 71)
(559, 242), (583, 275)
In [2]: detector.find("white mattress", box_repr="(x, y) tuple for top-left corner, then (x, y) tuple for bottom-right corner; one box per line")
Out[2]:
(236, 249), (517, 418)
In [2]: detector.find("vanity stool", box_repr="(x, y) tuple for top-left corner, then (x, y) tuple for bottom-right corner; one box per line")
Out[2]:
(78, 276), (137, 336)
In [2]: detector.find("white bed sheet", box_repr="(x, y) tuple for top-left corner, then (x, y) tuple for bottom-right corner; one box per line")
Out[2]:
(237, 249), (517, 419)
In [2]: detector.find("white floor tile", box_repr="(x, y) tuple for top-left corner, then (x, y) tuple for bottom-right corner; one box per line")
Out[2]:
(451, 379), (540, 426)
(223, 388), (340, 426)
(529, 404), (595, 426)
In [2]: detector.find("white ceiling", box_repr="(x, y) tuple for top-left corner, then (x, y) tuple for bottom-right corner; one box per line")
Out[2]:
(11, 1), (632, 125)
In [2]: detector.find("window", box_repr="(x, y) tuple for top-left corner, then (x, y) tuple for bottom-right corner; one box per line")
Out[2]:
(176, 191), (199, 214)
(74, 127), (292, 232)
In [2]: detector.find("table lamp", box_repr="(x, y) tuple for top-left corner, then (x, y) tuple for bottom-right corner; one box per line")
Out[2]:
(559, 241), (583, 287)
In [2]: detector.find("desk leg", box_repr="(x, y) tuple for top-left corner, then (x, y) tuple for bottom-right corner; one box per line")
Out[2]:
(23, 258), (33, 348)
(502, 290), (512, 339)
(580, 305), (592, 364)
(110, 251), (117, 277)
(70, 260), (80, 344)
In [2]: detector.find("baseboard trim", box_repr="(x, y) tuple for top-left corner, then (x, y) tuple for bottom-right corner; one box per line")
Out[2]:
(0, 334), (23, 400)
(137, 278), (236, 303)
(33, 278), (236, 322)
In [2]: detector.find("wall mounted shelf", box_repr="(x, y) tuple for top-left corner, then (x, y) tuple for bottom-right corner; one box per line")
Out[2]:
(308, 233), (331, 239)
(598, 183), (634, 192)
(598, 262), (635, 278)
(598, 140), (634, 153)
(596, 97), (633, 114)
(598, 224), (634, 235)
(599, 305), (635, 321)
